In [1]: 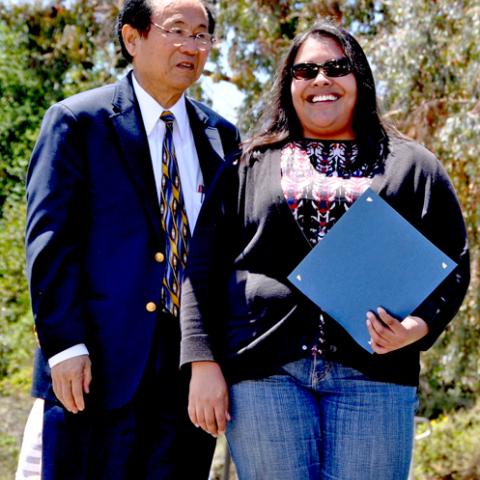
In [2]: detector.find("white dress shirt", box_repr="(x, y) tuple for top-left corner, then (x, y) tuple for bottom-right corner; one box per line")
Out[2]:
(49, 74), (205, 368)
(132, 74), (205, 230)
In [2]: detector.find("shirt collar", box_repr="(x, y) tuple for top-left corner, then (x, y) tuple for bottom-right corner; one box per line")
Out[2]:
(132, 73), (189, 140)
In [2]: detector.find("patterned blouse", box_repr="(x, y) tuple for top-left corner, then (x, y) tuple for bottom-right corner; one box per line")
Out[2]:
(280, 139), (383, 352)
(281, 139), (382, 246)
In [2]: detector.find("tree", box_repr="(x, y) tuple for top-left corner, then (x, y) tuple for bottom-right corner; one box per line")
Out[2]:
(0, 0), (120, 211)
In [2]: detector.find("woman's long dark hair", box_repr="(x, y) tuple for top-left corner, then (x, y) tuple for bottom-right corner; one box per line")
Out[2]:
(244, 21), (390, 169)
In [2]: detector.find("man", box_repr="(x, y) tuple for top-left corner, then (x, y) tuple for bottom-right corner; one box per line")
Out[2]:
(25, 0), (240, 477)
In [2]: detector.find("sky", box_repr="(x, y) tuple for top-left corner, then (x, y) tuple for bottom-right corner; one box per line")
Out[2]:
(200, 73), (244, 125)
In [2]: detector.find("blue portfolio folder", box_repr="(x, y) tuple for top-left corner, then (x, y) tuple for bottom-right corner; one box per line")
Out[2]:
(288, 188), (456, 353)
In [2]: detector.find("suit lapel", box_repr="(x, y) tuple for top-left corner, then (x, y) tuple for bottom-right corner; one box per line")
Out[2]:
(204, 126), (224, 159)
(186, 99), (225, 189)
(110, 73), (164, 242)
(108, 81), (228, 241)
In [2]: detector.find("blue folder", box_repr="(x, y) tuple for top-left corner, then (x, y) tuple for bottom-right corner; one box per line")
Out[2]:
(288, 188), (456, 353)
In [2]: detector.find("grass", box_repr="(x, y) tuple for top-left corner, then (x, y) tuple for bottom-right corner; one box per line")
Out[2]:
(0, 393), (32, 480)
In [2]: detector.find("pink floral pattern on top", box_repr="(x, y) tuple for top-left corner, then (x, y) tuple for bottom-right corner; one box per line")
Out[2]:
(281, 140), (381, 246)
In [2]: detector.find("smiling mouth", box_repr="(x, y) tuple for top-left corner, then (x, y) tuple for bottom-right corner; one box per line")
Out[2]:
(308, 94), (339, 103)
(177, 61), (195, 70)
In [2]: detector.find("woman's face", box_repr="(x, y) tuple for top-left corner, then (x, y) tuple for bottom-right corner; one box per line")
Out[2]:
(290, 35), (357, 140)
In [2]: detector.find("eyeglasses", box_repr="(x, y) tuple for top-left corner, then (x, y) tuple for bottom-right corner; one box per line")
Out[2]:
(291, 57), (353, 80)
(151, 22), (215, 49)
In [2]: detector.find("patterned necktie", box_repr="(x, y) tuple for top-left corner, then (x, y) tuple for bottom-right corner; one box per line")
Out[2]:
(159, 111), (190, 317)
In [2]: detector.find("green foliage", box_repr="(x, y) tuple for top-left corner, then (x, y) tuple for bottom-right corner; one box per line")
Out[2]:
(0, 431), (18, 479)
(0, 0), (119, 210)
(414, 401), (480, 479)
(0, 199), (33, 394)
(0, 22), (44, 207)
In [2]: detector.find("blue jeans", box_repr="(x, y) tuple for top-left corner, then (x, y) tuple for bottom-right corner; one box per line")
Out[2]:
(226, 357), (417, 480)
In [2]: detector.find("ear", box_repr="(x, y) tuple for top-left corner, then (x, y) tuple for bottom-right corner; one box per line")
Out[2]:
(122, 24), (140, 58)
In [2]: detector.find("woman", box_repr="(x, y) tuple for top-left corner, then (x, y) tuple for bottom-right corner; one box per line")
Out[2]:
(180, 21), (470, 479)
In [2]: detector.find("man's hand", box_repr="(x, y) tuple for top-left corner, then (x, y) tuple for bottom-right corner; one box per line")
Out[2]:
(366, 307), (429, 354)
(188, 361), (230, 438)
(51, 355), (92, 413)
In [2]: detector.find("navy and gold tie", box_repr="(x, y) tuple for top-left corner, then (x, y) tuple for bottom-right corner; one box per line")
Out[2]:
(159, 111), (190, 317)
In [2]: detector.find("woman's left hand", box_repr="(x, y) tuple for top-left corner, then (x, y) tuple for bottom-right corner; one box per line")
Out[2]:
(366, 307), (429, 354)
(188, 361), (230, 438)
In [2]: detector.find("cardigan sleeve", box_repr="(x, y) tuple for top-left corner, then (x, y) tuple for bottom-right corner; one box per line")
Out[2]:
(180, 155), (243, 367)
(410, 154), (470, 350)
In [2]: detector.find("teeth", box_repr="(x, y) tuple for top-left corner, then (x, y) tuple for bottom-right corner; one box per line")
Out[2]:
(311, 95), (337, 102)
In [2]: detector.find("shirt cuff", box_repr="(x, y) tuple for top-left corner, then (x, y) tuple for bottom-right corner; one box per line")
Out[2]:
(48, 344), (89, 368)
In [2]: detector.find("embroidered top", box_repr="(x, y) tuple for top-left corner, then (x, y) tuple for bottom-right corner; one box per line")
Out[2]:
(280, 139), (383, 353)
(281, 140), (382, 246)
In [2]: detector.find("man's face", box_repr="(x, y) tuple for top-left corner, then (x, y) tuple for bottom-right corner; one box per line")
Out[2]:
(123, 0), (212, 107)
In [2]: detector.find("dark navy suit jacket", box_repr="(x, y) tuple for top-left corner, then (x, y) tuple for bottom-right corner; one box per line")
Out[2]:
(26, 71), (240, 409)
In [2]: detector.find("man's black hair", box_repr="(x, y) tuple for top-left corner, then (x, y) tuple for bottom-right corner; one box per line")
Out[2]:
(116, 0), (216, 63)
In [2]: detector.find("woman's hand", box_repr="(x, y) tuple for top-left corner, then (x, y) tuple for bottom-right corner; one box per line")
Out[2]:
(366, 307), (429, 354)
(188, 361), (230, 437)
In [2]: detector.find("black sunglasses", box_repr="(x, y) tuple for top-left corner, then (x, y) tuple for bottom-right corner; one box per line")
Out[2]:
(291, 57), (353, 80)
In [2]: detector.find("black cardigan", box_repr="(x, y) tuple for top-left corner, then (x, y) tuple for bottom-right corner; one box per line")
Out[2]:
(180, 137), (470, 386)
